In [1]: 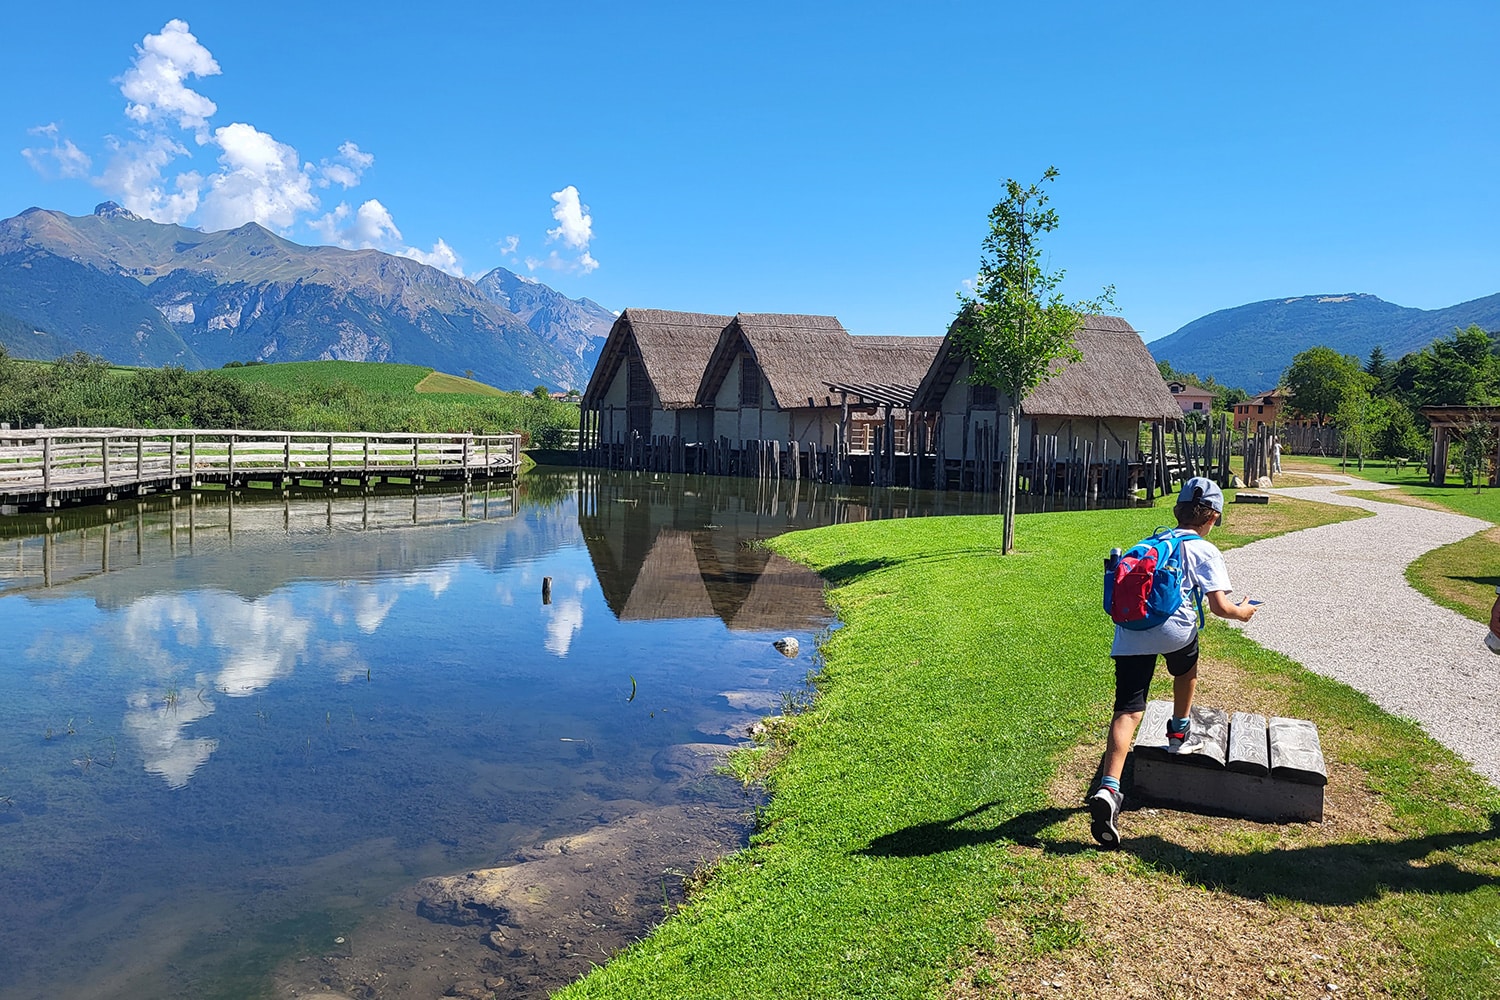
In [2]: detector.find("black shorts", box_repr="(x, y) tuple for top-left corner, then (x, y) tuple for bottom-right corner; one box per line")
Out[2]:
(1111, 635), (1200, 714)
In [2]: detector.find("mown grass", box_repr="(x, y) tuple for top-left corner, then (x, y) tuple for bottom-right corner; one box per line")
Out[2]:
(414, 370), (505, 396)
(556, 498), (1499, 999)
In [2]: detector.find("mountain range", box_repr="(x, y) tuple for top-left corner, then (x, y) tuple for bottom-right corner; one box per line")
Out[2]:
(1148, 291), (1500, 391)
(0, 203), (616, 390)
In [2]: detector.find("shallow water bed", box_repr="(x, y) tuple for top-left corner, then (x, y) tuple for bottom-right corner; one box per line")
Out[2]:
(0, 472), (843, 999)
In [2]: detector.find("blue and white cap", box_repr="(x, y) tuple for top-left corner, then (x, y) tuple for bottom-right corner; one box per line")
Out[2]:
(1178, 476), (1224, 513)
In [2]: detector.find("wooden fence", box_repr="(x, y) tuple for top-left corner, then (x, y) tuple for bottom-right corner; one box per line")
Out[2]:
(579, 411), (1317, 500)
(0, 427), (521, 511)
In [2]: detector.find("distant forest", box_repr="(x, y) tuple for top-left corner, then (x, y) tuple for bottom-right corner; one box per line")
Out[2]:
(1159, 323), (1500, 469)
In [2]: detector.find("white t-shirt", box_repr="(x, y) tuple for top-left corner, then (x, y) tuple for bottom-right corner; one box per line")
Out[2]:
(1110, 529), (1232, 656)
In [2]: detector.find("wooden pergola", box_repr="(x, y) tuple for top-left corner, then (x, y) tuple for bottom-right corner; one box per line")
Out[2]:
(1419, 405), (1500, 485)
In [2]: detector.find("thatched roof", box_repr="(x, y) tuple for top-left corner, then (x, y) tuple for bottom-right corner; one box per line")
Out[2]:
(912, 314), (1179, 420)
(698, 314), (942, 410)
(581, 308), (732, 410)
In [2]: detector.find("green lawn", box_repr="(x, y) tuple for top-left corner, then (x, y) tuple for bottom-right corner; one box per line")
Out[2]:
(557, 499), (1500, 999)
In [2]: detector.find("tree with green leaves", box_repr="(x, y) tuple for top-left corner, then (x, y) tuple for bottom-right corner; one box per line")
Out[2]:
(954, 167), (1112, 554)
(1284, 346), (1364, 423)
(1332, 372), (1386, 471)
(1415, 325), (1497, 406)
(1365, 345), (1390, 393)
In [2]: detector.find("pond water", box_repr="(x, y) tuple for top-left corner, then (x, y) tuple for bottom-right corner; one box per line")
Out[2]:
(0, 470), (1083, 999)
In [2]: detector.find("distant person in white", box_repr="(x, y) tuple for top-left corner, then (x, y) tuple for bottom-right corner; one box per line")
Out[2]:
(1271, 436), (1282, 475)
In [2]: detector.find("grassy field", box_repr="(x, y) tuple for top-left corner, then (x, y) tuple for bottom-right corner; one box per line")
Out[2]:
(556, 495), (1499, 999)
(414, 370), (505, 395)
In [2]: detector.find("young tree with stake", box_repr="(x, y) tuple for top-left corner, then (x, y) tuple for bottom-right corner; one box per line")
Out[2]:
(954, 167), (1113, 553)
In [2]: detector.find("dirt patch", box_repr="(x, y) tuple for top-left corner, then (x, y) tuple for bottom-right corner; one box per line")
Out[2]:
(273, 745), (753, 1000)
(1216, 496), (1368, 550)
(952, 861), (1401, 1000)
(1264, 473), (1341, 488)
(948, 655), (1414, 1000)
(1333, 488), (1451, 512)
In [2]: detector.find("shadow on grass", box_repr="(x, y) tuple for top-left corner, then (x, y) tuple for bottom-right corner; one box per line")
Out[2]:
(860, 805), (1500, 906)
(818, 547), (1011, 585)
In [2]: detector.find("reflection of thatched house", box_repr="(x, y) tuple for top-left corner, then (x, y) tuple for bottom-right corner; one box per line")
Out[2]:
(579, 309), (732, 453)
(697, 313), (943, 453)
(912, 314), (1178, 485)
(587, 522), (828, 631)
(618, 529), (716, 621)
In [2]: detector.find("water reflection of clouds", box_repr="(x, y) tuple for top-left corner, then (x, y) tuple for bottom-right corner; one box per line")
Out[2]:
(323, 566), (456, 634)
(543, 575), (592, 657)
(71, 564), (468, 787)
(122, 685), (218, 790)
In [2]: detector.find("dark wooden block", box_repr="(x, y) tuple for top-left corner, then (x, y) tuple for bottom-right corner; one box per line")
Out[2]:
(1132, 757), (1324, 822)
(1227, 712), (1270, 776)
(1234, 493), (1270, 504)
(1269, 717), (1328, 786)
(1127, 702), (1325, 823)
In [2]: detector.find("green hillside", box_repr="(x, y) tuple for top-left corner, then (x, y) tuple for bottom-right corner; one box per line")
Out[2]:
(218, 360), (503, 397)
(1150, 291), (1500, 390)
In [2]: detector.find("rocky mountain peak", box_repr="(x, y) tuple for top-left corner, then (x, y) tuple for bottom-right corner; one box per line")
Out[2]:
(94, 202), (143, 222)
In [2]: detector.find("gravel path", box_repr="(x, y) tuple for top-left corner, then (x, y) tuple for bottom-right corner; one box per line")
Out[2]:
(1222, 474), (1500, 787)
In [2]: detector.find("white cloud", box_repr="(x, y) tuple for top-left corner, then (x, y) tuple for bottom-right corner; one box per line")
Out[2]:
(197, 121), (318, 231)
(546, 185), (593, 249)
(400, 238), (465, 277)
(98, 134), (201, 223)
(312, 198), (403, 248)
(525, 249), (599, 275)
(535, 185), (599, 273)
(497, 234), (519, 257)
(118, 19), (221, 136)
(33, 19), (484, 271)
(319, 141), (374, 189)
(21, 123), (93, 179)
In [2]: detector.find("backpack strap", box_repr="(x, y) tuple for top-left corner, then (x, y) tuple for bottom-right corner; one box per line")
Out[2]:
(1164, 529), (1207, 628)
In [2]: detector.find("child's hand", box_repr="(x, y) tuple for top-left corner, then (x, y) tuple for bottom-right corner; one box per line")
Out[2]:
(1206, 590), (1258, 622)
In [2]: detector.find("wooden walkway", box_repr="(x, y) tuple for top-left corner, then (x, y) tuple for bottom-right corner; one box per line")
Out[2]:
(0, 427), (522, 512)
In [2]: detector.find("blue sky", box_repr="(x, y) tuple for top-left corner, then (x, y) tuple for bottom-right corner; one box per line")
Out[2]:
(4, 2), (1496, 343)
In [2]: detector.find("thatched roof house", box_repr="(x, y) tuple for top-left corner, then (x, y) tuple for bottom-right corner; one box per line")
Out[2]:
(698, 313), (855, 411)
(580, 308), (733, 444)
(913, 314), (1178, 420)
(911, 314), (1177, 474)
(696, 313), (942, 448)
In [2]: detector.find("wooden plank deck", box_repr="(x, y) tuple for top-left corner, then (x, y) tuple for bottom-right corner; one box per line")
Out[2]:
(0, 428), (522, 511)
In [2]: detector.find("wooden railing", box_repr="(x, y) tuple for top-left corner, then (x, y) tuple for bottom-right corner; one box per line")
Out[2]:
(0, 428), (522, 500)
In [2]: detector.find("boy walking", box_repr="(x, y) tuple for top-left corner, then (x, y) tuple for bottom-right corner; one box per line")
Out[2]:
(1088, 477), (1259, 848)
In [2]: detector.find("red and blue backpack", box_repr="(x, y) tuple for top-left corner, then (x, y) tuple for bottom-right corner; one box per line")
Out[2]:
(1104, 528), (1204, 631)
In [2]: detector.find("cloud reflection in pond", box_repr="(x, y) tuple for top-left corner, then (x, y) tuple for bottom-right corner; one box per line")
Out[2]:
(543, 575), (591, 657)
